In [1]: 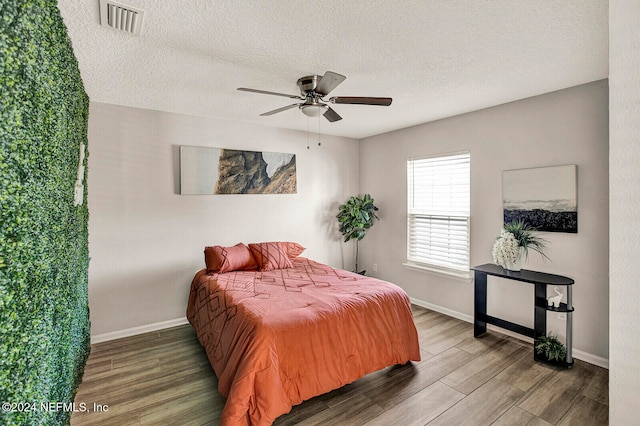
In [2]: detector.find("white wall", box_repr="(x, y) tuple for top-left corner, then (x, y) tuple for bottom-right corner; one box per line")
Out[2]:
(359, 81), (609, 362)
(87, 102), (359, 337)
(609, 1), (640, 423)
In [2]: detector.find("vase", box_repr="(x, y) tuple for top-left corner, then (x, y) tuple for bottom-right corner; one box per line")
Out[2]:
(505, 247), (524, 271)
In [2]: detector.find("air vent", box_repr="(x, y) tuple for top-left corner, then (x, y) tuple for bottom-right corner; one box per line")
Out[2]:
(99, 0), (144, 35)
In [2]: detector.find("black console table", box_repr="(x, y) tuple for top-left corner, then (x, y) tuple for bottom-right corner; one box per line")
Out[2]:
(471, 263), (574, 367)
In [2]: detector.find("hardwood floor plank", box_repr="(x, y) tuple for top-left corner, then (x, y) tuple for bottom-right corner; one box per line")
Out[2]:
(418, 344), (437, 363)
(365, 347), (475, 410)
(494, 347), (553, 392)
(423, 321), (473, 355)
(412, 308), (451, 328)
(516, 361), (595, 424)
(415, 313), (463, 336)
(156, 324), (199, 340)
(110, 341), (203, 369)
(76, 360), (163, 396)
(88, 356), (160, 378)
(557, 395), (609, 426)
(77, 362), (204, 405)
(315, 363), (415, 409)
(492, 406), (553, 426)
(73, 375), (217, 425)
(364, 381), (465, 426)
(427, 378), (524, 425)
(295, 393), (384, 426)
(411, 304), (431, 319)
(138, 389), (222, 426)
(582, 363), (609, 405)
(72, 410), (141, 426)
(273, 398), (330, 425)
(440, 341), (525, 395)
(82, 358), (113, 375)
(455, 331), (511, 355)
(88, 332), (164, 356)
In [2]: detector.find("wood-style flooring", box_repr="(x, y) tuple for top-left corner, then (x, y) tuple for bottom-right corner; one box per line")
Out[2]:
(71, 306), (608, 425)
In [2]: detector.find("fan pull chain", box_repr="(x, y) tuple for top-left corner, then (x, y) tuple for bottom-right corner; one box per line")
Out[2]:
(306, 117), (322, 149)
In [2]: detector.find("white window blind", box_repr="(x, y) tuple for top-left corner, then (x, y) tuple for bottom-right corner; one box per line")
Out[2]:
(407, 151), (470, 272)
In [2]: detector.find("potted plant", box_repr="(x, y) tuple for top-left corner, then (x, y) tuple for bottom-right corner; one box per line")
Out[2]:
(336, 194), (379, 274)
(535, 333), (567, 363)
(492, 219), (549, 271)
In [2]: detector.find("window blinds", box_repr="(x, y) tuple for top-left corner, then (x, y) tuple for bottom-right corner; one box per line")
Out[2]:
(407, 152), (470, 271)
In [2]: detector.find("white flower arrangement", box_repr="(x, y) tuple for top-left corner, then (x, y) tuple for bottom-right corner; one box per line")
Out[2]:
(492, 229), (520, 268)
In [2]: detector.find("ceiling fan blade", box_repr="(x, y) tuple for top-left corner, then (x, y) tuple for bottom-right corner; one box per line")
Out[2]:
(238, 87), (303, 100)
(323, 106), (342, 122)
(329, 96), (392, 106)
(315, 71), (346, 96)
(260, 103), (300, 116)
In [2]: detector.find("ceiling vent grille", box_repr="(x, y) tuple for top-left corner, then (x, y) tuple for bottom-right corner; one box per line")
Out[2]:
(99, 0), (144, 35)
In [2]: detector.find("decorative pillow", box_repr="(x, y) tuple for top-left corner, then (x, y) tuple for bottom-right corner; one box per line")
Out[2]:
(248, 242), (293, 271)
(281, 241), (305, 258)
(204, 243), (258, 273)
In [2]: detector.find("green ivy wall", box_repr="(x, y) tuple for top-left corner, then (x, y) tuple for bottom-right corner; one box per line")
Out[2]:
(0, 0), (90, 425)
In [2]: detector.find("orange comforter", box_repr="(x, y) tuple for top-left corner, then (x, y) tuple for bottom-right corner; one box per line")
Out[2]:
(186, 257), (420, 425)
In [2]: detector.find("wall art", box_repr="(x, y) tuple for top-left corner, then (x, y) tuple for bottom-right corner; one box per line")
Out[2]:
(180, 146), (296, 195)
(502, 164), (577, 233)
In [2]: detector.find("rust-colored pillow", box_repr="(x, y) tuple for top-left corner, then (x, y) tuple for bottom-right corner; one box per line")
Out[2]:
(204, 243), (258, 273)
(281, 242), (305, 258)
(248, 242), (293, 271)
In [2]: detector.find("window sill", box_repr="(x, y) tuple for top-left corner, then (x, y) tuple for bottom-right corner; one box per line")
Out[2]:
(402, 262), (472, 282)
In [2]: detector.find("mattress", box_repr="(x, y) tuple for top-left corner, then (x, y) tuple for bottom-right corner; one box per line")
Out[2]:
(187, 256), (420, 425)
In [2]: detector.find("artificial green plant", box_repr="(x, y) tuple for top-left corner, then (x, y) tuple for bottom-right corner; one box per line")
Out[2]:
(503, 219), (550, 260)
(337, 194), (379, 274)
(1, 1), (90, 424)
(535, 333), (567, 362)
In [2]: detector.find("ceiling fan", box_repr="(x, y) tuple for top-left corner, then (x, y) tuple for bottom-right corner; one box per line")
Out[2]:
(237, 71), (392, 122)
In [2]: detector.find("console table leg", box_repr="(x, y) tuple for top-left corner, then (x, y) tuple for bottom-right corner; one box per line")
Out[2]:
(566, 286), (573, 364)
(534, 283), (547, 340)
(474, 271), (487, 337)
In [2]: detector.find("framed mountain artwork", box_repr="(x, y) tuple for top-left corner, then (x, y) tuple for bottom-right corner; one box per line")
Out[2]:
(502, 164), (577, 233)
(180, 146), (296, 195)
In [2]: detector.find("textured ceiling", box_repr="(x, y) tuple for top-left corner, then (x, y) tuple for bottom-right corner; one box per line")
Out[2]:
(57, 0), (608, 139)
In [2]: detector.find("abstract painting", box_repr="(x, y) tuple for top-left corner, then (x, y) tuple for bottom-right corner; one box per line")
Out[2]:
(502, 164), (577, 233)
(180, 146), (296, 195)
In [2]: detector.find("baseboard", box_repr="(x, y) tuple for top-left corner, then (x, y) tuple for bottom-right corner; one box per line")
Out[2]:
(409, 297), (609, 370)
(91, 317), (190, 344)
(410, 297), (474, 323)
(571, 349), (609, 369)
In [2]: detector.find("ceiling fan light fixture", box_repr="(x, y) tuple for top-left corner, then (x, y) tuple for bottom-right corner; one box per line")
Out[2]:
(237, 71), (392, 122)
(299, 103), (328, 117)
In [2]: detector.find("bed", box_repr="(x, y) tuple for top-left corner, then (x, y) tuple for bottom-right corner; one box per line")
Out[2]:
(186, 242), (420, 425)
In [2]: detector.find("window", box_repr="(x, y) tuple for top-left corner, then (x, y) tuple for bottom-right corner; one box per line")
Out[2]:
(406, 151), (470, 276)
